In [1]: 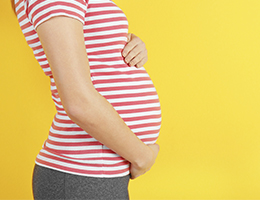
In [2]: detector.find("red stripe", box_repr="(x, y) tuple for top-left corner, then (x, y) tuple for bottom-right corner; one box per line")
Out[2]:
(57, 112), (68, 116)
(46, 139), (102, 147)
(52, 98), (62, 106)
(83, 24), (128, 33)
(86, 10), (123, 17)
(89, 56), (123, 62)
(88, 3), (117, 8)
(128, 122), (161, 130)
(134, 129), (160, 136)
(86, 17), (127, 26)
(92, 69), (147, 77)
(96, 84), (155, 92)
(116, 106), (161, 114)
(90, 64), (127, 69)
(17, 14), (27, 23)
(44, 143), (103, 154)
(33, 9), (84, 28)
(55, 106), (65, 112)
(92, 76), (152, 84)
(39, 151), (129, 167)
(37, 58), (47, 62)
(44, 71), (53, 76)
(36, 158), (103, 175)
(85, 33), (127, 41)
(49, 131), (94, 139)
(27, 37), (40, 45)
(122, 114), (162, 122)
(17, 0), (161, 177)
(102, 91), (158, 99)
(28, 0), (85, 16)
(41, 64), (50, 69)
(20, 21), (32, 30)
(16, 3), (24, 16)
(24, 30), (36, 37)
(111, 99), (160, 107)
(87, 49), (122, 55)
(51, 123), (84, 132)
(141, 137), (159, 143)
(36, 157), (130, 175)
(86, 40), (126, 49)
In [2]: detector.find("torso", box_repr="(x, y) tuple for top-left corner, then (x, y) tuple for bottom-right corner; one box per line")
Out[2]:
(15, 0), (161, 177)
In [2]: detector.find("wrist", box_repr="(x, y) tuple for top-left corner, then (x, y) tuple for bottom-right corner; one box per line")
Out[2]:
(132, 145), (154, 170)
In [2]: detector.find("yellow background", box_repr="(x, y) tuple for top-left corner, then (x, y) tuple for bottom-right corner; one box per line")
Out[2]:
(1, 0), (260, 199)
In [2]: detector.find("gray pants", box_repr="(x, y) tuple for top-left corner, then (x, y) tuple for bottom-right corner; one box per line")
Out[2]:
(32, 164), (130, 200)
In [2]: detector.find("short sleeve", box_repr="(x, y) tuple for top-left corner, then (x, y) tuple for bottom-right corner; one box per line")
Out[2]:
(25, 0), (88, 30)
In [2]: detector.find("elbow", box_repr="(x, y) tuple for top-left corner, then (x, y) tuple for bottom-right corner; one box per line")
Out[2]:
(65, 104), (83, 121)
(64, 98), (97, 127)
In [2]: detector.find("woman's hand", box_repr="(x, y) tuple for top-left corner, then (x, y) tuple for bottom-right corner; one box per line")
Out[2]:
(122, 33), (148, 68)
(129, 143), (160, 180)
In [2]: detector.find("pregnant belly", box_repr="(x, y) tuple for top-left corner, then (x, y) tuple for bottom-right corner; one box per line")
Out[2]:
(91, 66), (162, 144)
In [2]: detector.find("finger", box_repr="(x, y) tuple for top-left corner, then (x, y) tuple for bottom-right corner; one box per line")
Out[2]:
(128, 51), (147, 67)
(135, 56), (148, 68)
(124, 44), (146, 64)
(122, 36), (142, 57)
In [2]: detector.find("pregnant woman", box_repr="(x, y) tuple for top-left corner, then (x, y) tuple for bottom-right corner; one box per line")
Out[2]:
(12, 0), (162, 199)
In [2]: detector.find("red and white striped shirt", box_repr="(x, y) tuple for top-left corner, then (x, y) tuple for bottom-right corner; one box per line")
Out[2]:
(15, 0), (161, 178)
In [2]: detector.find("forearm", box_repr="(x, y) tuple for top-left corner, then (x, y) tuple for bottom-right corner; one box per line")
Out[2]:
(67, 87), (153, 168)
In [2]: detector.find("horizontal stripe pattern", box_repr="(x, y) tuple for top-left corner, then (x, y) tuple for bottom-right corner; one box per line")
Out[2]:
(15, 0), (161, 177)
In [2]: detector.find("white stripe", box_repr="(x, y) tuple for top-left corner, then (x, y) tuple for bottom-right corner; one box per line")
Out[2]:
(37, 154), (129, 171)
(99, 87), (156, 95)
(87, 6), (120, 13)
(123, 118), (162, 126)
(48, 135), (98, 143)
(86, 45), (125, 53)
(55, 114), (71, 120)
(86, 13), (126, 21)
(50, 126), (86, 135)
(119, 110), (161, 118)
(35, 161), (130, 178)
(33, 49), (45, 55)
(28, 41), (41, 48)
(90, 67), (146, 73)
(53, 120), (80, 128)
(26, 33), (39, 41)
(21, 26), (34, 34)
(16, 1), (23, 10)
(85, 20), (128, 30)
(84, 29), (128, 37)
(38, 60), (48, 65)
(84, 37), (126, 45)
(19, 18), (29, 27)
(29, 0), (85, 19)
(94, 80), (153, 88)
(45, 142), (101, 151)
(114, 102), (161, 110)
(131, 125), (161, 133)
(92, 73), (150, 80)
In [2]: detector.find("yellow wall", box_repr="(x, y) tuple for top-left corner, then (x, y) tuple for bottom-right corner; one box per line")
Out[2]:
(1, 0), (260, 199)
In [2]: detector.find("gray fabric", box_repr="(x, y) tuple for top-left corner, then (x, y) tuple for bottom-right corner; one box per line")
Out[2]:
(32, 164), (130, 200)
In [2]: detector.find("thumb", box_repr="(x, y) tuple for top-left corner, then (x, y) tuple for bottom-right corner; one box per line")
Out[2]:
(127, 33), (132, 42)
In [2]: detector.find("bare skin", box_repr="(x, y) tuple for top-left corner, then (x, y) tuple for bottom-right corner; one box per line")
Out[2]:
(123, 33), (148, 68)
(122, 34), (159, 179)
(36, 16), (159, 180)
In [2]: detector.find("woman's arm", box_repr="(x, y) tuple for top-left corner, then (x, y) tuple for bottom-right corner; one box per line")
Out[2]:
(36, 16), (159, 178)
